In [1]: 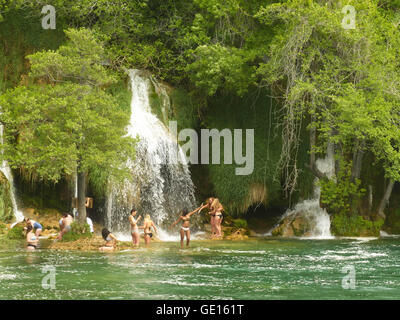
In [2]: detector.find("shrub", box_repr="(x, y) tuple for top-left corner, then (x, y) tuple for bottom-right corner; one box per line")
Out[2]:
(331, 213), (383, 237)
(7, 225), (25, 240)
(232, 219), (248, 229)
(61, 222), (92, 242)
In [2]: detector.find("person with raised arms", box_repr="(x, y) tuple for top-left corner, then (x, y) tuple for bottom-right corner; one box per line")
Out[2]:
(171, 204), (208, 248)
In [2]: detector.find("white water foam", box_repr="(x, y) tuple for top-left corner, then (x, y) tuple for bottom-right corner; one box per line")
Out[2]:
(272, 145), (335, 238)
(0, 118), (24, 225)
(106, 70), (196, 241)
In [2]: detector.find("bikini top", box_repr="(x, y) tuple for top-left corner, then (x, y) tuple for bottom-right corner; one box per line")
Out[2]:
(181, 215), (190, 221)
(30, 235), (37, 241)
(106, 235), (112, 242)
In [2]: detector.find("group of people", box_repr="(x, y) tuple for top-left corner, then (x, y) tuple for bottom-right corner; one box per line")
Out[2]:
(24, 212), (94, 250)
(100, 197), (224, 251)
(24, 197), (224, 251)
(99, 209), (158, 251)
(171, 197), (224, 248)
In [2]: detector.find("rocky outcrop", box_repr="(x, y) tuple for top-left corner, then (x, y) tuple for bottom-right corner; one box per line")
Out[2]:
(271, 211), (315, 237)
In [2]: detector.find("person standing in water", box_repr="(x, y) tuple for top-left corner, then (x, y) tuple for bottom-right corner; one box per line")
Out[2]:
(129, 207), (142, 247)
(26, 224), (38, 250)
(211, 198), (224, 238)
(57, 213), (73, 240)
(205, 197), (217, 238)
(99, 228), (118, 251)
(171, 204), (208, 248)
(142, 214), (157, 245)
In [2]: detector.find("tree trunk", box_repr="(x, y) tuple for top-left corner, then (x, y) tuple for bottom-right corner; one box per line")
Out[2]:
(77, 171), (87, 223)
(377, 179), (395, 219)
(351, 140), (364, 181)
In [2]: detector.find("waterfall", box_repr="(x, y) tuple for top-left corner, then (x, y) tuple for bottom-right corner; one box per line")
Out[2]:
(273, 145), (335, 238)
(105, 69), (196, 240)
(0, 120), (24, 225)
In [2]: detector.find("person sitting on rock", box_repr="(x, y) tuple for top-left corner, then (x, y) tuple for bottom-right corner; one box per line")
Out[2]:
(99, 228), (117, 251)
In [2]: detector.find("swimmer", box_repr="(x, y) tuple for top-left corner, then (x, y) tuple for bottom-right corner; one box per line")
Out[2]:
(171, 204), (207, 248)
(129, 207), (142, 247)
(99, 228), (117, 251)
(26, 224), (38, 250)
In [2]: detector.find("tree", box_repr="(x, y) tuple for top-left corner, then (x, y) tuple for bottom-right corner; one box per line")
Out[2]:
(0, 28), (136, 223)
(255, 0), (400, 216)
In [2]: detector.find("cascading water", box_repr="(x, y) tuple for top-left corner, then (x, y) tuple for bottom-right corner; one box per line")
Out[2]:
(0, 119), (24, 225)
(105, 69), (196, 240)
(273, 145), (335, 238)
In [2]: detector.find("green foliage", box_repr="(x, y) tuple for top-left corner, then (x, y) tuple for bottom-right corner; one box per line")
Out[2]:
(319, 161), (366, 215)
(7, 225), (25, 240)
(0, 29), (136, 195)
(0, 171), (14, 223)
(384, 208), (400, 234)
(331, 213), (384, 237)
(232, 218), (248, 229)
(61, 222), (92, 242)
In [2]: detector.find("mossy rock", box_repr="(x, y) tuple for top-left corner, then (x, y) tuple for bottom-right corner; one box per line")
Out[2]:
(7, 225), (25, 240)
(331, 213), (383, 237)
(0, 171), (14, 223)
(271, 212), (313, 237)
(61, 222), (92, 242)
(232, 218), (248, 229)
(225, 228), (249, 240)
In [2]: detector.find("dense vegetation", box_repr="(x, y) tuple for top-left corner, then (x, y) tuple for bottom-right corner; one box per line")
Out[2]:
(1, 0), (400, 234)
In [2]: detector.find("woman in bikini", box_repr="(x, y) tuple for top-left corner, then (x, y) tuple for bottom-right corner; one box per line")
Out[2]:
(171, 204), (207, 248)
(99, 228), (118, 251)
(211, 198), (224, 238)
(205, 197), (217, 238)
(129, 207), (142, 247)
(142, 215), (157, 245)
(26, 224), (38, 250)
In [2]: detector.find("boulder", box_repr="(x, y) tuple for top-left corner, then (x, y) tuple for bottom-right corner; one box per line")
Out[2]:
(271, 211), (314, 237)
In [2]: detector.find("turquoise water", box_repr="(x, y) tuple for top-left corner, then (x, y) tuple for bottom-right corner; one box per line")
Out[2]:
(0, 237), (399, 299)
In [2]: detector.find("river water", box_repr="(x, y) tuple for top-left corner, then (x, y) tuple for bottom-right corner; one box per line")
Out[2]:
(0, 237), (398, 299)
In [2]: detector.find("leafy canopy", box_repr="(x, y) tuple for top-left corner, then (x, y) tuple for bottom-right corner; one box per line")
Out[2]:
(0, 28), (136, 190)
